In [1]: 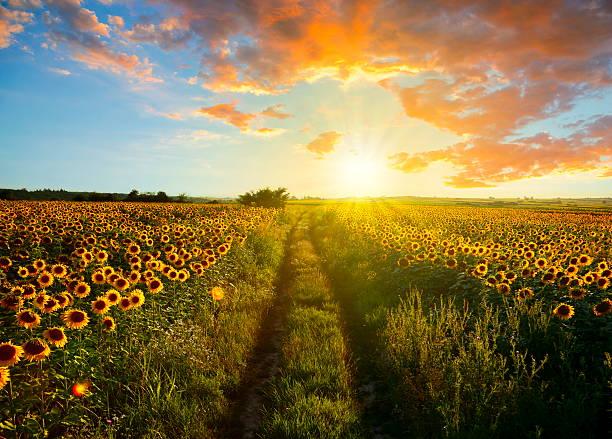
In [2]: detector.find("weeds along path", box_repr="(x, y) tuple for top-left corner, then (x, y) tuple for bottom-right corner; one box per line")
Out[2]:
(224, 211), (303, 438)
(256, 214), (365, 438)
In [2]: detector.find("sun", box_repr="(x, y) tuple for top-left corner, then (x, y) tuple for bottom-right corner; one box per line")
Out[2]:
(338, 154), (385, 195)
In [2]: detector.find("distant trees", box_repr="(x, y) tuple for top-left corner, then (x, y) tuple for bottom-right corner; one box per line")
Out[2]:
(237, 187), (290, 208)
(126, 190), (172, 202)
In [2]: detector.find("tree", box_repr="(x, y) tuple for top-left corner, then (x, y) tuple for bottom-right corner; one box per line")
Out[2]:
(237, 187), (290, 208)
(126, 189), (139, 201)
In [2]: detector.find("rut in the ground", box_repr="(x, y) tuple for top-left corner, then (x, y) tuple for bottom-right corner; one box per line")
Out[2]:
(223, 219), (299, 439)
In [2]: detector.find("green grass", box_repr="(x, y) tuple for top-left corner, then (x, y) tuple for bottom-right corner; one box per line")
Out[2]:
(259, 219), (365, 438)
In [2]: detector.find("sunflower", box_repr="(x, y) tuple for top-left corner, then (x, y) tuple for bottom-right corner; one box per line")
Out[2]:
(553, 303), (575, 320)
(62, 309), (89, 329)
(0, 296), (22, 310)
(167, 269), (178, 280)
(211, 286), (224, 301)
(505, 272), (517, 283)
(593, 299), (612, 316)
(568, 288), (586, 300)
(496, 283), (511, 295)
(101, 316), (116, 332)
(578, 254), (592, 266)
(128, 271), (141, 284)
(16, 309), (41, 329)
(91, 271), (106, 285)
(516, 288), (533, 301)
(43, 327), (68, 348)
(50, 264), (68, 278)
(22, 339), (51, 362)
(74, 282), (91, 298)
(521, 267), (534, 278)
(583, 273), (595, 284)
(147, 278), (163, 294)
(41, 297), (61, 314)
(128, 291), (145, 308)
(177, 270), (189, 282)
(445, 258), (457, 269)
(102, 266), (114, 277)
(127, 244), (141, 255)
(105, 289), (120, 305)
(17, 267), (29, 278)
(113, 277), (129, 291)
(91, 297), (111, 315)
(33, 259), (46, 271)
(566, 265), (579, 276)
(596, 277), (610, 290)
(0, 342), (23, 366)
(535, 258), (547, 269)
(55, 293), (70, 308)
(37, 272), (54, 288)
(33, 293), (50, 310)
(0, 367), (9, 390)
(118, 297), (132, 311)
(0, 257), (12, 269)
(21, 284), (37, 299)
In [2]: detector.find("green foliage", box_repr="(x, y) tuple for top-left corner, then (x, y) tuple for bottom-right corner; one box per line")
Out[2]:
(238, 187), (290, 208)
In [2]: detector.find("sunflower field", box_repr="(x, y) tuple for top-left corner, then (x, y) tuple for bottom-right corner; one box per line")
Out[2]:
(0, 201), (285, 438)
(1, 199), (610, 438)
(309, 202), (611, 437)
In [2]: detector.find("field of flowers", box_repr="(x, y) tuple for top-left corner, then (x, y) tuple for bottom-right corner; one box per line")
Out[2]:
(0, 201), (285, 438)
(332, 203), (611, 318)
(1, 199), (610, 438)
(311, 202), (611, 437)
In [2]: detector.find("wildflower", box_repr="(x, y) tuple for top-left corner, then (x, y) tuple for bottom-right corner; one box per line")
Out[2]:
(211, 286), (224, 301)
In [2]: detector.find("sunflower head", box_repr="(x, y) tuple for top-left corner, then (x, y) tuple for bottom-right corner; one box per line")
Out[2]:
(22, 339), (51, 362)
(553, 303), (575, 320)
(62, 309), (89, 329)
(0, 342), (23, 367)
(43, 327), (68, 347)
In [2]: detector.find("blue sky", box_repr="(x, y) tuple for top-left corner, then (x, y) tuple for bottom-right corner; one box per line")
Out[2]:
(0, 0), (610, 198)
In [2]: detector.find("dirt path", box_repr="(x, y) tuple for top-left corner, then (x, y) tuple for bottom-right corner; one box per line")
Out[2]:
(223, 218), (299, 438)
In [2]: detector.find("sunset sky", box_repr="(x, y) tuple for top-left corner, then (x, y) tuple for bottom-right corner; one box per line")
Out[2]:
(1, 0), (610, 198)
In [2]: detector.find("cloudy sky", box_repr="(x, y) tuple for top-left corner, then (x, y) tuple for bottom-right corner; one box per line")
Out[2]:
(0, 0), (610, 198)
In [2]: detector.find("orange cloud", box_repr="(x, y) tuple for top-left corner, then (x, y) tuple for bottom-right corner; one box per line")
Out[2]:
(196, 103), (257, 130)
(305, 131), (343, 156)
(260, 104), (292, 119)
(389, 116), (612, 188)
(0, 5), (33, 49)
(146, 0), (609, 95)
(250, 127), (287, 137)
(48, 66), (71, 75)
(383, 77), (579, 138)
